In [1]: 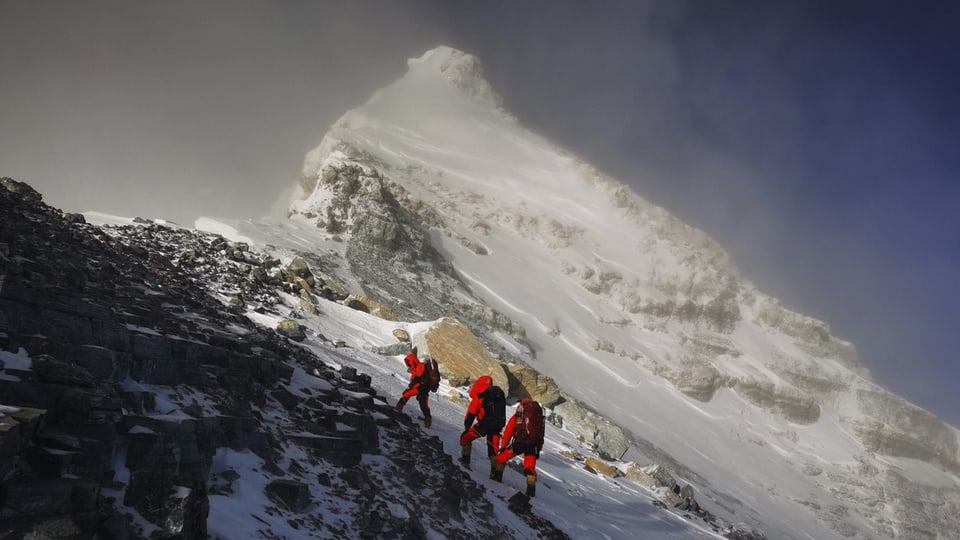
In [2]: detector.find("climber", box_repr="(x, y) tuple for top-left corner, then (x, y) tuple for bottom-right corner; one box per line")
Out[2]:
(493, 398), (545, 496)
(394, 346), (432, 427)
(459, 375), (506, 476)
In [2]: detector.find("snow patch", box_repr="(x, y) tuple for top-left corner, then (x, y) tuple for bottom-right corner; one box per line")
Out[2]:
(0, 347), (32, 370)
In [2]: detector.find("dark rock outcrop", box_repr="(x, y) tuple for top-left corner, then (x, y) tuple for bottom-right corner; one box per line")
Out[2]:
(0, 178), (567, 539)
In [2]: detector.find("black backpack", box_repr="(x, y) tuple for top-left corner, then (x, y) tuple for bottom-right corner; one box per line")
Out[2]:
(480, 386), (506, 431)
(514, 400), (545, 446)
(424, 357), (440, 393)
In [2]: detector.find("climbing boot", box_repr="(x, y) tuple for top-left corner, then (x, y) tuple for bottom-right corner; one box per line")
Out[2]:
(489, 459), (506, 482)
(525, 472), (537, 497)
(393, 397), (408, 412)
(458, 445), (471, 469)
(423, 415), (432, 428)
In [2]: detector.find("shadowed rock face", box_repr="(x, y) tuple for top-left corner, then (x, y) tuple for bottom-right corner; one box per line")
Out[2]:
(0, 178), (568, 539)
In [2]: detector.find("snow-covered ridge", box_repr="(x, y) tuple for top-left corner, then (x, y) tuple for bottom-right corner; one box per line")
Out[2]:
(297, 45), (516, 197)
(283, 46), (960, 538)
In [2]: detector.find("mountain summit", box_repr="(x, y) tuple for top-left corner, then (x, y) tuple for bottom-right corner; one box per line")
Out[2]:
(288, 46), (960, 538)
(404, 45), (505, 109)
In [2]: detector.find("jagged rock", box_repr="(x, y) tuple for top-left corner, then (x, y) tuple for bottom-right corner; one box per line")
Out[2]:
(584, 457), (621, 478)
(124, 470), (173, 521)
(457, 303), (527, 342)
(392, 329), (410, 342)
(661, 489), (683, 508)
(344, 294), (399, 321)
(312, 269), (350, 301)
(757, 299), (862, 372)
(671, 362), (725, 402)
(284, 256), (314, 283)
(504, 363), (562, 407)
(757, 300), (830, 342)
(0, 406), (47, 482)
(623, 462), (677, 492)
(658, 360), (821, 424)
(32, 354), (95, 388)
(675, 484), (699, 511)
(293, 275), (314, 295)
(351, 211), (404, 251)
(334, 409), (380, 452)
(265, 479), (312, 512)
(129, 333), (176, 384)
(298, 294), (319, 315)
(289, 432), (364, 467)
(552, 401), (629, 460)
(854, 388), (960, 473)
(725, 523), (767, 540)
(0, 177), (42, 202)
(298, 153), (445, 260)
(276, 319), (307, 341)
(422, 318), (509, 391)
(733, 380), (820, 424)
(74, 344), (118, 380)
(161, 486), (208, 540)
(594, 422), (631, 461)
(627, 283), (741, 333)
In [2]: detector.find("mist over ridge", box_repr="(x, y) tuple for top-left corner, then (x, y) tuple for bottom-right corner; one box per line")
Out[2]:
(2, 0), (957, 439)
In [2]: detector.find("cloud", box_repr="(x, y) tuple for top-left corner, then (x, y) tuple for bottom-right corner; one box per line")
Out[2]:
(0, 0), (451, 223)
(2, 0), (957, 425)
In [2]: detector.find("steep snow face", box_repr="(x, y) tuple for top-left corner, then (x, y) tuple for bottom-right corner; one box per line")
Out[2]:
(288, 47), (960, 538)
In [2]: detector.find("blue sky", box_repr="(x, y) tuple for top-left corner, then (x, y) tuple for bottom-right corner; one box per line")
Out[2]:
(1, 1), (957, 425)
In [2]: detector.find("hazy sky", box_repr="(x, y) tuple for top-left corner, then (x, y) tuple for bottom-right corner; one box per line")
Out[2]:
(2, 1), (958, 425)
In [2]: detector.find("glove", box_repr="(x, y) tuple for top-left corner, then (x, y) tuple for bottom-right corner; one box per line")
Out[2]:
(464, 414), (476, 431)
(536, 447), (542, 459)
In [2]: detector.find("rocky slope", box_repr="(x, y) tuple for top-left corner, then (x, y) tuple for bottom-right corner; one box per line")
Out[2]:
(0, 178), (569, 539)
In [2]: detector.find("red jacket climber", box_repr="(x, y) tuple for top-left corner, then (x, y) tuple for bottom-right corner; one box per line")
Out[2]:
(494, 398), (546, 496)
(458, 375), (506, 474)
(394, 347), (432, 427)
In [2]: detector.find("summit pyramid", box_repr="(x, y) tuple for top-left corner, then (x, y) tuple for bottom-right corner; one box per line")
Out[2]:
(283, 46), (960, 539)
